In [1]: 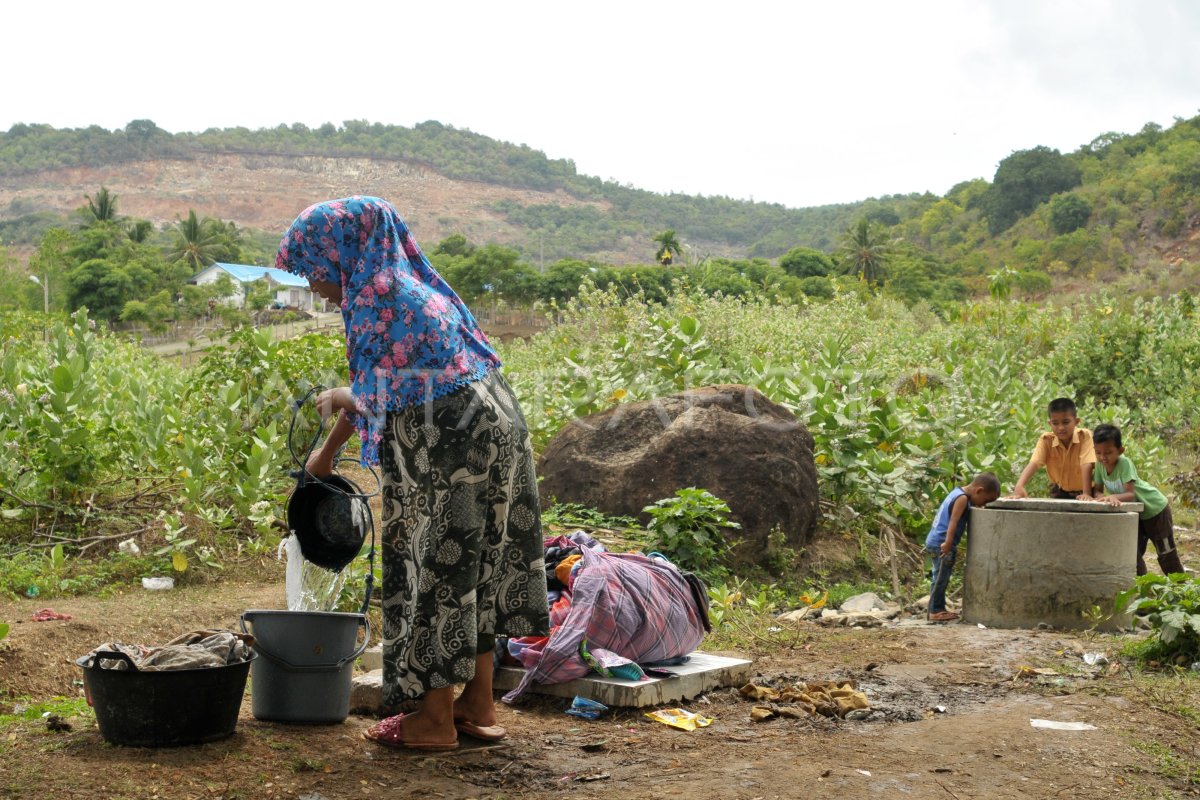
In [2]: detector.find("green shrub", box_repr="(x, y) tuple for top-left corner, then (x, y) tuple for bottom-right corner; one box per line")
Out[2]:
(1049, 193), (1093, 235)
(643, 488), (740, 576)
(1117, 573), (1200, 666)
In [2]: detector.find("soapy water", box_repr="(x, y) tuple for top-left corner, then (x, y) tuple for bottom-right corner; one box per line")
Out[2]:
(280, 535), (349, 611)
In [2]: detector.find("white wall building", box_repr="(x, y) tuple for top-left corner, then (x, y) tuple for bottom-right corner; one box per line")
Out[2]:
(189, 263), (318, 311)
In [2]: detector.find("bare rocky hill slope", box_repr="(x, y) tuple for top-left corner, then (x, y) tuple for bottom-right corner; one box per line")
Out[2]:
(0, 153), (629, 259)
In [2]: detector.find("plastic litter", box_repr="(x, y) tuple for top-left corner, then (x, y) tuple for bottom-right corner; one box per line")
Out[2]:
(579, 641), (645, 681)
(30, 608), (72, 622)
(1082, 652), (1109, 667)
(644, 708), (712, 731)
(565, 696), (609, 720)
(1029, 719), (1096, 731)
(118, 539), (141, 555)
(142, 577), (175, 591)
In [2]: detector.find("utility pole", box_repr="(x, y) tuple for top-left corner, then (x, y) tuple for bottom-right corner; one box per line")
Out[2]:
(29, 274), (48, 314)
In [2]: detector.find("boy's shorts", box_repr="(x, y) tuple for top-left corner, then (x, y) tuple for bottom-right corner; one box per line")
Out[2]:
(1049, 484), (1081, 500)
(1138, 505), (1175, 550)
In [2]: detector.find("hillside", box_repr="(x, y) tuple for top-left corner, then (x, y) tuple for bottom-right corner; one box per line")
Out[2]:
(0, 120), (914, 264)
(2, 117), (1200, 296)
(0, 153), (612, 259)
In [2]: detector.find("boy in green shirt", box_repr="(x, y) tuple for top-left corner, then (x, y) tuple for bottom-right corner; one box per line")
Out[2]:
(1090, 424), (1184, 576)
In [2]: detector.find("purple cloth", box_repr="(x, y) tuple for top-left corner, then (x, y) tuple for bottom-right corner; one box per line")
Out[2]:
(502, 546), (706, 702)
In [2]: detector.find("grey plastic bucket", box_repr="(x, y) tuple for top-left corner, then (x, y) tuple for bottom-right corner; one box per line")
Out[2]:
(240, 609), (371, 724)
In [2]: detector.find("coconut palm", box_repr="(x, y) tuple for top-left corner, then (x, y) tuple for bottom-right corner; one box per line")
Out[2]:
(838, 218), (894, 286)
(169, 210), (224, 271)
(84, 187), (120, 224)
(125, 220), (154, 243)
(653, 229), (683, 265)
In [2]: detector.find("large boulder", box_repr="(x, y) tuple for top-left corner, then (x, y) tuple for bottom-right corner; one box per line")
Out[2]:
(537, 384), (819, 565)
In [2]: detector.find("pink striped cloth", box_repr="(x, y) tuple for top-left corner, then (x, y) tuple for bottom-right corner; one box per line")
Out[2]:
(502, 546), (706, 702)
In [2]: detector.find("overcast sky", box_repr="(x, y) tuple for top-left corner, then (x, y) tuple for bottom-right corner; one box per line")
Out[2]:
(4, 1), (1198, 209)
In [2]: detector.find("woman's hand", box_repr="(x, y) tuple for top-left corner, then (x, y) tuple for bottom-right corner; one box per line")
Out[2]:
(316, 387), (356, 420)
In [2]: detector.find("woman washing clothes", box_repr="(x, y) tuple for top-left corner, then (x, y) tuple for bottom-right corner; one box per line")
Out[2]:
(276, 196), (549, 751)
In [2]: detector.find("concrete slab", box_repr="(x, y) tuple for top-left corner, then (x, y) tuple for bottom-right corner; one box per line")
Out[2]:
(987, 497), (1143, 514)
(493, 651), (753, 707)
(359, 644), (383, 672)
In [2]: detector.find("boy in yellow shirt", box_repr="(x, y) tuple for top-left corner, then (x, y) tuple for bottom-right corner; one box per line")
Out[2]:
(1009, 398), (1095, 500)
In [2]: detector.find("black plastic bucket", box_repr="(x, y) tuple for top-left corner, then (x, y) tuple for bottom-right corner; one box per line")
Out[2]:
(75, 650), (253, 747)
(287, 473), (371, 572)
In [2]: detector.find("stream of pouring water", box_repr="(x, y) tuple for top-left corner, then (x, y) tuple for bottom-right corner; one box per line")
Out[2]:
(280, 535), (348, 611)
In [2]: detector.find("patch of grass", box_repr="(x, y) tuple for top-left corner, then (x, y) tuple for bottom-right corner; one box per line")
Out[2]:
(702, 604), (811, 654)
(0, 550), (165, 600)
(0, 696), (92, 728)
(1129, 739), (1200, 785)
(541, 503), (639, 531)
(1125, 669), (1200, 726)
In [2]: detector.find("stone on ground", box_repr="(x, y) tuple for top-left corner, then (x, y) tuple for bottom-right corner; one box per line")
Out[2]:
(537, 384), (819, 566)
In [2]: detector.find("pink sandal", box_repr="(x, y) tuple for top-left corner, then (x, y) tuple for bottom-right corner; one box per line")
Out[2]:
(362, 714), (458, 752)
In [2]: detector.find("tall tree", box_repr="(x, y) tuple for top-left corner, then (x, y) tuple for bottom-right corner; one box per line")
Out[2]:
(653, 230), (682, 265)
(981, 146), (1082, 234)
(169, 209), (224, 271)
(84, 187), (119, 225)
(779, 246), (834, 278)
(838, 218), (894, 286)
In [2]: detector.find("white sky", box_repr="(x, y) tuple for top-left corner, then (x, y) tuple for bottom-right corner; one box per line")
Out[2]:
(4, 0), (1198, 209)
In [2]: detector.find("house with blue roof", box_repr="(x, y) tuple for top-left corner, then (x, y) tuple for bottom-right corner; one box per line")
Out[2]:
(189, 263), (321, 311)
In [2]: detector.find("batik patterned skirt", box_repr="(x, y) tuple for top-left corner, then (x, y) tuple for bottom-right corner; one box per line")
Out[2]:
(379, 371), (549, 703)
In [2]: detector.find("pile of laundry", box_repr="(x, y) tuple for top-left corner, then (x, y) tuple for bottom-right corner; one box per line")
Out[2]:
(501, 531), (709, 702)
(82, 630), (254, 671)
(739, 678), (870, 721)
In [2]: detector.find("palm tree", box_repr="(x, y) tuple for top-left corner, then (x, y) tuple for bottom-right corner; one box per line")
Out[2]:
(653, 230), (683, 265)
(126, 220), (154, 243)
(838, 218), (894, 286)
(169, 210), (224, 271)
(84, 187), (119, 224)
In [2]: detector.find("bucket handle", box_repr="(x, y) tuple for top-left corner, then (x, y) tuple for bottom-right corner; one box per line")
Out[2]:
(239, 613), (371, 673)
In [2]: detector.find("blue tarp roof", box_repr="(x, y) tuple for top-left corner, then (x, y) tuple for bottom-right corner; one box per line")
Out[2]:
(203, 263), (309, 288)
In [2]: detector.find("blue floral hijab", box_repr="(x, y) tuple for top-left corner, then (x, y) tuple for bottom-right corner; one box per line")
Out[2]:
(276, 196), (500, 464)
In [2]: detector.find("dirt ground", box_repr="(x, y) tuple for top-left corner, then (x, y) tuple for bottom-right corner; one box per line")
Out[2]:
(1, 542), (1198, 800)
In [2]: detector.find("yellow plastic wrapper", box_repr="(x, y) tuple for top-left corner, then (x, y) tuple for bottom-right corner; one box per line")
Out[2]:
(644, 708), (713, 731)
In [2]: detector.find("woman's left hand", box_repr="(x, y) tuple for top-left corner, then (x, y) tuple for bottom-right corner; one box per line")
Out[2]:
(315, 387), (355, 420)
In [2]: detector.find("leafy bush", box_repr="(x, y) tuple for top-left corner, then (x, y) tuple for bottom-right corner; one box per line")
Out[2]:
(643, 488), (740, 576)
(1049, 193), (1093, 235)
(1117, 573), (1200, 666)
(0, 312), (346, 561)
